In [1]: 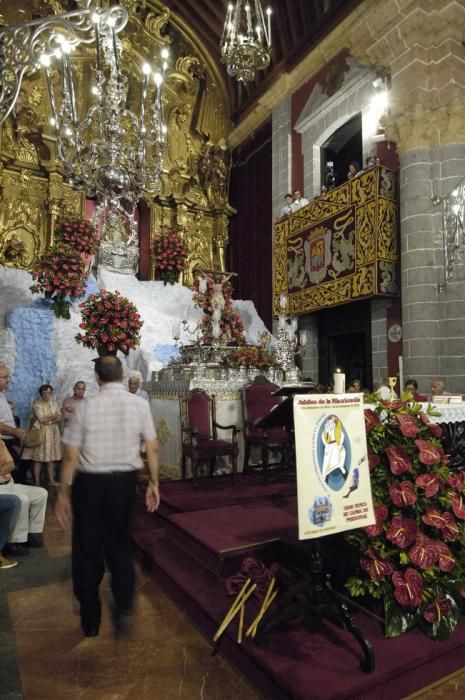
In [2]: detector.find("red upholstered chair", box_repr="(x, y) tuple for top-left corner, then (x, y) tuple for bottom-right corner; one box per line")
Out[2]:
(241, 381), (290, 479)
(180, 389), (240, 487)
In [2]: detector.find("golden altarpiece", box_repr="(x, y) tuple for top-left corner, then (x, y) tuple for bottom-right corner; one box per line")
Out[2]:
(0, 0), (234, 278)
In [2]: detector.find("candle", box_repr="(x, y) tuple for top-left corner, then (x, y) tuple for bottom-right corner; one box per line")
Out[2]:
(398, 355), (404, 396)
(333, 369), (345, 394)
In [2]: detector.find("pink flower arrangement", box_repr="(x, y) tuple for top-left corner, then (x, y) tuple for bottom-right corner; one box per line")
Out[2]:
(75, 289), (143, 355)
(345, 399), (465, 640)
(152, 229), (189, 285)
(55, 217), (100, 256)
(30, 245), (88, 319)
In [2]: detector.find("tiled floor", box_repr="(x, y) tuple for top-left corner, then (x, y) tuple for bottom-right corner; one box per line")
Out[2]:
(0, 503), (260, 700)
(2, 500), (465, 700)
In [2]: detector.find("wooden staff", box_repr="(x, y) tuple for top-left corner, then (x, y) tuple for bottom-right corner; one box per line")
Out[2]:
(246, 577), (277, 638)
(213, 579), (257, 643)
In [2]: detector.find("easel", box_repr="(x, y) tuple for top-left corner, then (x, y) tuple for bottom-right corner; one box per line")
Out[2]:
(253, 388), (375, 673)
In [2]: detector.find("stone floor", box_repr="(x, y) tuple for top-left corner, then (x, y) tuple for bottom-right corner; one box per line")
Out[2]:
(2, 499), (465, 700)
(0, 503), (259, 700)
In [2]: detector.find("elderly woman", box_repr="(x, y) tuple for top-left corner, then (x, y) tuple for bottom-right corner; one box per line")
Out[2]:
(23, 384), (62, 486)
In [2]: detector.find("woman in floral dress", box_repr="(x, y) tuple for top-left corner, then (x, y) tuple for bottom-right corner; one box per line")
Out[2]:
(23, 384), (62, 486)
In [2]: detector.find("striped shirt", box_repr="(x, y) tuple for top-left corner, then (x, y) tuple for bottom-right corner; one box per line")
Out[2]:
(63, 382), (156, 474)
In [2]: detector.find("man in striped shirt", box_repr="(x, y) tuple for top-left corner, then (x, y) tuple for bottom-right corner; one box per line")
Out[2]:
(56, 356), (160, 639)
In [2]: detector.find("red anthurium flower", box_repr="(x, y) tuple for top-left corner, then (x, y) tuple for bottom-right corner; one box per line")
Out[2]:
(363, 505), (389, 536)
(360, 547), (394, 582)
(435, 541), (455, 572)
(389, 480), (417, 507)
(386, 444), (413, 475)
(440, 512), (459, 541)
(415, 473), (441, 497)
(409, 534), (438, 569)
(386, 514), (418, 549)
(422, 595), (452, 623)
(422, 507), (445, 529)
(397, 413), (420, 437)
(451, 492), (465, 520)
(446, 472), (465, 490)
(460, 585), (465, 598)
(428, 423), (443, 438)
(385, 399), (405, 411)
(414, 439), (443, 466)
(368, 449), (380, 471)
(392, 568), (423, 607)
(364, 409), (380, 432)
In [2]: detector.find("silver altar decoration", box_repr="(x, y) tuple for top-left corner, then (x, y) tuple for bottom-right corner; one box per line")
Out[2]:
(437, 179), (465, 284)
(0, 0), (170, 271)
(97, 241), (140, 275)
(275, 292), (301, 381)
(220, 0), (272, 82)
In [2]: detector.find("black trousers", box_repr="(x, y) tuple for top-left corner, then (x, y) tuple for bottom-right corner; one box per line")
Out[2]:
(71, 471), (138, 627)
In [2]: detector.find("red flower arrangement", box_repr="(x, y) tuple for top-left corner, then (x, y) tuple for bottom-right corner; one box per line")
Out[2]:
(30, 245), (88, 319)
(75, 289), (143, 356)
(225, 345), (277, 369)
(192, 273), (245, 346)
(345, 399), (465, 640)
(152, 229), (189, 285)
(55, 217), (100, 256)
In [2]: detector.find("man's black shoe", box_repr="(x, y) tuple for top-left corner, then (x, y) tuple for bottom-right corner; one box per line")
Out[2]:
(82, 624), (100, 638)
(3, 543), (29, 557)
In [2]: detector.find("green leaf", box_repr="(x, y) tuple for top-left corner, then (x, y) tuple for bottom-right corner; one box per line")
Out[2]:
(384, 595), (420, 638)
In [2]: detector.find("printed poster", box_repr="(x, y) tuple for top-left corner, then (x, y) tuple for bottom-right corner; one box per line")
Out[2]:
(294, 393), (375, 540)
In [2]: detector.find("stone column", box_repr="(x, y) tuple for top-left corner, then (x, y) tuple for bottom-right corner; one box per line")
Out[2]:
(272, 96), (292, 220)
(348, 0), (465, 394)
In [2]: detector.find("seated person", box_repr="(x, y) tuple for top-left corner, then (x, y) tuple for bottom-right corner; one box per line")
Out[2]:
(430, 377), (452, 400)
(128, 371), (149, 401)
(0, 493), (21, 569)
(373, 377), (397, 400)
(0, 439), (47, 556)
(401, 378), (428, 402)
(280, 193), (293, 218)
(348, 378), (363, 393)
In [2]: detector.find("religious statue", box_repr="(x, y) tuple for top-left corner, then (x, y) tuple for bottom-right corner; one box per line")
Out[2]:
(199, 139), (229, 204)
(2, 233), (28, 266)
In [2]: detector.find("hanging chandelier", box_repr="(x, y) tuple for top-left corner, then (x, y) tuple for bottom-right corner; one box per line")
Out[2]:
(0, 1), (170, 243)
(220, 1), (272, 82)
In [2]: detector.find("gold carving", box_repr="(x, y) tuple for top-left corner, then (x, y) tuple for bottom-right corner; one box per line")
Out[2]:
(274, 166), (398, 315)
(0, 1), (233, 274)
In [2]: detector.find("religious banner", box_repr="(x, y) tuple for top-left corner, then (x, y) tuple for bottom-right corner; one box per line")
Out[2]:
(293, 393), (375, 540)
(273, 165), (398, 315)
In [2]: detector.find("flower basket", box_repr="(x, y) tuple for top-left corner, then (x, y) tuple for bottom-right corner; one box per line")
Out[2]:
(152, 229), (189, 285)
(344, 398), (465, 640)
(75, 289), (143, 356)
(30, 245), (88, 319)
(55, 217), (100, 257)
(226, 345), (277, 369)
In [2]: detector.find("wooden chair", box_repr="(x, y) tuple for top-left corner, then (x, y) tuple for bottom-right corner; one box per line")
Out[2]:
(241, 380), (291, 479)
(180, 388), (240, 487)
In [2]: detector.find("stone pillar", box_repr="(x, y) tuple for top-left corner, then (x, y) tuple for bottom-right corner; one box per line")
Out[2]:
(272, 97), (292, 220)
(348, 0), (465, 394)
(371, 299), (390, 381)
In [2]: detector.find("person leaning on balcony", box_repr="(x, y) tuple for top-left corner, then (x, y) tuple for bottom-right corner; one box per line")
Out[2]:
(280, 193), (294, 218)
(291, 189), (309, 212)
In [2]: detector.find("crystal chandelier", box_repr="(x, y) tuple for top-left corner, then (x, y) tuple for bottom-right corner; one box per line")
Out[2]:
(220, 1), (272, 82)
(0, 1), (170, 243)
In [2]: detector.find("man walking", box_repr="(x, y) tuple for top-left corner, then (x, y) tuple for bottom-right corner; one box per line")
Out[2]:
(56, 356), (160, 638)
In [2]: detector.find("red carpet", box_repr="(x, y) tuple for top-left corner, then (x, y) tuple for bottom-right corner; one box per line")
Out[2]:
(133, 475), (465, 699)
